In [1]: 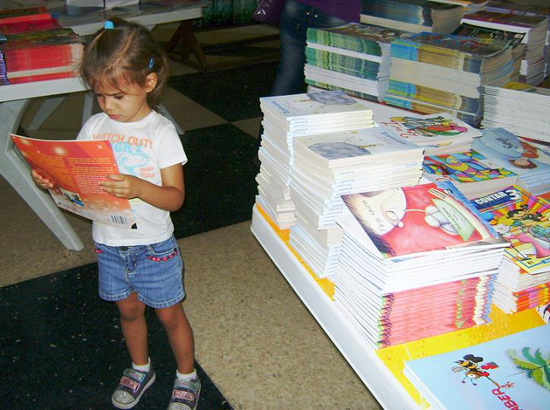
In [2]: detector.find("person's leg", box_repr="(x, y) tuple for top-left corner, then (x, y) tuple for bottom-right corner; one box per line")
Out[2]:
(116, 292), (149, 366)
(155, 303), (195, 374)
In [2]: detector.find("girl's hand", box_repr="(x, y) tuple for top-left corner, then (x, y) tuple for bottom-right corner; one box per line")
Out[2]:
(31, 169), (54, 190)
(99, 174), (144, 199)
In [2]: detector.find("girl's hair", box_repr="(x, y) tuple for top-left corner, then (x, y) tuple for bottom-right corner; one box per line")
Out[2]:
(80, 17), (169, 109)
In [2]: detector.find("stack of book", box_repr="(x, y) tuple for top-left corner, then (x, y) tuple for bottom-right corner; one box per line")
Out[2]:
(473, 186), (549, 314)
(289, 125), (424, 278)
(304, 23), (412, 102)
(486, 1), (550, 78)
(334, 181), (508, 347)
(384, 31), (515, 126)
(462, 10), (548, 85)
(471, 127), (550, 196)
(256, 90), (374, 229)
(422, 150), (518, 200)
(482, 82), (550, 145)
(452, 23), (526, 82)
(0, 7), (84, 85)
(404, 325), (550, 410)
(360, 0), (464, 35)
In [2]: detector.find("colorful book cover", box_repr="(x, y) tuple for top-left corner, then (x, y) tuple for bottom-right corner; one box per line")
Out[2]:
(462, 10), (548, 30)
(423, 150), (517, 183)
(473, 186), (549, 273)
(472, 128), (550, 176)
(11, 134), (136, 229)
(341, 181), (498, 258)
(377, 112), (481, 146)
(404, 325), (550, 410)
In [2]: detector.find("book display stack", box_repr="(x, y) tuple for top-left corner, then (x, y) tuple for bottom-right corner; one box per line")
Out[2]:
(471, 127), (550, 196)
(333, 181), (508, 348)
(0, 7), (84, 85)
(360, 0), (464, 35)
(304, 23), (412, 102)
(473, 186), (550, 314)
(482, 82), (550, 145)
(384, 31), (515, 127)
(462, 10), (548, 85)
(485, 1), (550, 78)
(255, 90), (374, 229)
(289, 125), (423, 278)
(403, 325), (550, 410)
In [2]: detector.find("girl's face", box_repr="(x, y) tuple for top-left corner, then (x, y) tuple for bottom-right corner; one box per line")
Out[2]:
(94, 73), (157, 123)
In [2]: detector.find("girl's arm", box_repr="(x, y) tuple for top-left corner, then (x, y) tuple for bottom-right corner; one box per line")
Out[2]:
(99, 164), (185, 212)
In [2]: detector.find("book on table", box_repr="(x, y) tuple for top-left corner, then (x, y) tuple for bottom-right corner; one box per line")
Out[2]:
(422, 149), (519, 199)
(403, 324), (550, 410)
(11, 134), (137, 229)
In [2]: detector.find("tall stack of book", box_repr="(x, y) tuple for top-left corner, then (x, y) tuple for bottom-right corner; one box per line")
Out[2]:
(289, 125), (423, 278)
(255, 90), (374, 229)
(482, 82), (550, 145)
(384, 31), (516, 126)
(462, 10), (548, 85)
(486, 1), (550, 79)
(304, 23), (412, 102)
(334, 181), (508, 348)
(473, 186), (549, 314)
(0, 7), (84, 85)
(360, 0), (464, 35)
(471, 127), (550, 196)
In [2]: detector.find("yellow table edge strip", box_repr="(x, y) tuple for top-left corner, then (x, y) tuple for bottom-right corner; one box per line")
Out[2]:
(255, 204), (335, 299)
(255, 203), (545, 407)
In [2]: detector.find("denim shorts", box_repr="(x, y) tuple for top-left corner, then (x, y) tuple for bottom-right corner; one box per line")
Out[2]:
(95, 235), (185, 308)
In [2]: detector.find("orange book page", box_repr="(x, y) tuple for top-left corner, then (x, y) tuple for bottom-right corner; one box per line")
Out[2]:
(12, 134), (136, 228)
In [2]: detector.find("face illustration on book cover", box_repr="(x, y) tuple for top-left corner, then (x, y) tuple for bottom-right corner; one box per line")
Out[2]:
(342, 182), (495, 257)
(475, 187), (549, 270)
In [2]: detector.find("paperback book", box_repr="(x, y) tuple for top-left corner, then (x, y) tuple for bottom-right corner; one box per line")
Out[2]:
(404, 325), (550, 410)
(11, 134), (136, 229)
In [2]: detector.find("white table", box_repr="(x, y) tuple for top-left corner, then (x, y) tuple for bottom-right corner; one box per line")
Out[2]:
(250, 206), (419, 409)
(0, 2), (206, 250)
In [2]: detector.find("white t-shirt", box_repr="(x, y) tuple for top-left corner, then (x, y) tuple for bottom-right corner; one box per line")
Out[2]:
(77, 111), (187, 246)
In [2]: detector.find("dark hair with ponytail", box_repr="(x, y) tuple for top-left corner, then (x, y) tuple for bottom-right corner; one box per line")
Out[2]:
(80, 17), (169, 109)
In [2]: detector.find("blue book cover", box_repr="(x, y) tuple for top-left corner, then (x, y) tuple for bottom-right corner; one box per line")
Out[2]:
(404, 325), (550, 410)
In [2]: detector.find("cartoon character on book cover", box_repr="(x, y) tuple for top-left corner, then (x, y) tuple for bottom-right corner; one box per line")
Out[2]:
(474, 186), (549, 271)
(405, 325), (550, 410)
(341, 182), (496, 257)
(472, 128), (550, 174)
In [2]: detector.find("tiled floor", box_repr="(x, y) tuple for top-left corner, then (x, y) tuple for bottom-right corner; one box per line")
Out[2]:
(1, 23), (381, 409)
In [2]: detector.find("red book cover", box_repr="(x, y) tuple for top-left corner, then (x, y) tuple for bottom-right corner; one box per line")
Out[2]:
(0, 7), (50, 25)
(11, 134), (137, 229)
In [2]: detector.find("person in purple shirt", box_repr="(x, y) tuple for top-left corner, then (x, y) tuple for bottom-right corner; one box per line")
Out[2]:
(270, 0), (361, 96)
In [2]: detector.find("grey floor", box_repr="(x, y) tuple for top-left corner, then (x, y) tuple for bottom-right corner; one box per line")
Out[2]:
(1, 23), (381, 409)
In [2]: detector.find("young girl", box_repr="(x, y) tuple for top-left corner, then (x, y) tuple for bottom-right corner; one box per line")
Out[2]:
(31, 18), (199, 410)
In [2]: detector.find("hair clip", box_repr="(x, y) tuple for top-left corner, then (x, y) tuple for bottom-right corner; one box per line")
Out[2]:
(104, 20), (114, 30)
(148, 57), (155, 69)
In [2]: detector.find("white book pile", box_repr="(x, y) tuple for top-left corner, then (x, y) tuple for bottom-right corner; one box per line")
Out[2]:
(462, 10), (548, 85)
(288, 125), (424, 278)
(255, 90), (374, 229)
(334, 181), (508, 347)
(471, 126), (550, 196)
(483, 82), (550, 145)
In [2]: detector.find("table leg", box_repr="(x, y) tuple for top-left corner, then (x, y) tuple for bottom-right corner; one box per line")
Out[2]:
(26, 95), (66, 131)
(0, 99), (84, 251)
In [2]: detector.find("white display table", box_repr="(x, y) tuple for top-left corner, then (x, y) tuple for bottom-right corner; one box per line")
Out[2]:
(250, 205), (419, 409)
